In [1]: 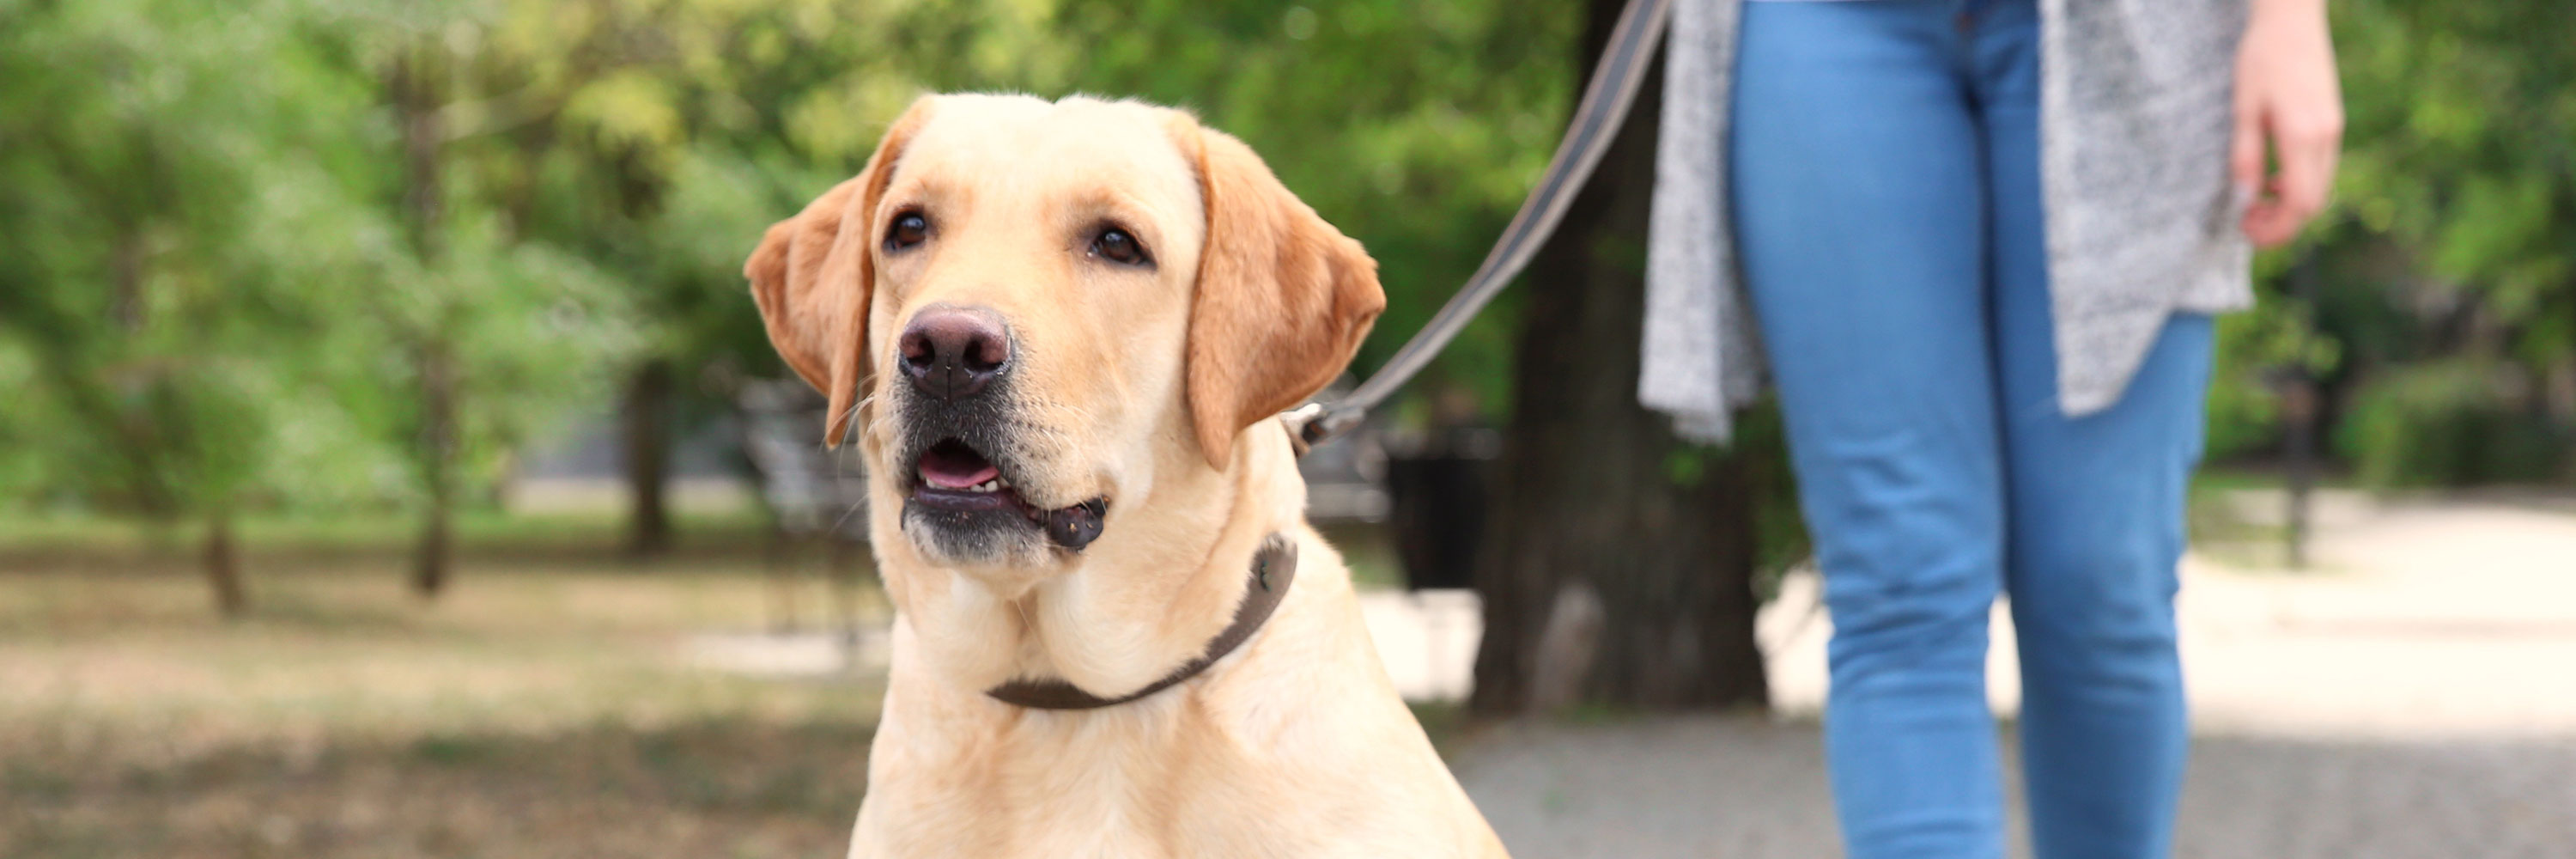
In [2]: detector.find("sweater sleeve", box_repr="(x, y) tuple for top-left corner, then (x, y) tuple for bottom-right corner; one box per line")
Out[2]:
(1641, 0), (1762, 445)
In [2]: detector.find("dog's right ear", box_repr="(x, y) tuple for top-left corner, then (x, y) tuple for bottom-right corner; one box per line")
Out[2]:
(1170, 116), (1387, 469)
(746, 97), (935, 448)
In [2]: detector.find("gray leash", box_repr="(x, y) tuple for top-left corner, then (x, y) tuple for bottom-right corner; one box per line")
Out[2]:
(1285, 0), (1674, 453)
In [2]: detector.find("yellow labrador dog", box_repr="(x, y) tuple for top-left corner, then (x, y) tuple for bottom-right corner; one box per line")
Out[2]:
(745, 93), (1509, 858)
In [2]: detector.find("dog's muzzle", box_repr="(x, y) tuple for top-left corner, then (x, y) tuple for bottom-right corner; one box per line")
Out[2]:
(1042, 499), (1109, 550)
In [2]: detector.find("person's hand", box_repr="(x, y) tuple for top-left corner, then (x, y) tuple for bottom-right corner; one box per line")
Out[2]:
(2232, 0), (2344, 247)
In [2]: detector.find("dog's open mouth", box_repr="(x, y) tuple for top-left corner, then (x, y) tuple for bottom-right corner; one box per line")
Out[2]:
(914, 438), (1033, 514)
(908, 438), (1109, 549)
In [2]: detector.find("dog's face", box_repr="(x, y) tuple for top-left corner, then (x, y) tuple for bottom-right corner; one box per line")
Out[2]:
(747, 94), (1382, 572)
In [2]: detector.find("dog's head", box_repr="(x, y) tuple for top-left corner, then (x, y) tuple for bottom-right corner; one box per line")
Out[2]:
(747, 94), (1382, 571)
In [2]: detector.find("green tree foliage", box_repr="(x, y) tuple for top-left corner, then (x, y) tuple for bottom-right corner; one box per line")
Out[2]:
(0, 0), (633, 610)
(2206, 0), (2574, 487)
(10, 0), (2573, 619)
(2327, 0), (2574, 486)
(0, 0), (399, 611)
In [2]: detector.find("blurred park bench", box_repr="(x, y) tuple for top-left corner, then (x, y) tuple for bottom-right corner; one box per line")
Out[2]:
(734, 379), (871, 643)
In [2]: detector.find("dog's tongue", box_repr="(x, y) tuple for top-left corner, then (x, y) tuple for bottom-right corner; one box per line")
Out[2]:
(919, 443), (1000, 489)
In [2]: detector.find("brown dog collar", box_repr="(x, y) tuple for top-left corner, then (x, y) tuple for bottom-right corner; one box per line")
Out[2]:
(985, 534), (1298, 710)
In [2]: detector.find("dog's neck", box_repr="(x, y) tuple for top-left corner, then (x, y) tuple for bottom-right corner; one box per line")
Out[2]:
(872, 419), (1307, 702)
(984, 533), (1295, 709)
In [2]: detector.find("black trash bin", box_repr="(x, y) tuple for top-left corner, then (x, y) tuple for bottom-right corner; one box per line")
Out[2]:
(1382, 436), (1493, 592)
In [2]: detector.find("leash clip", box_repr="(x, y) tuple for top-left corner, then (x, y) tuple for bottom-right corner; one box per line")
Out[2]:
(1280, 402), (1363, 459)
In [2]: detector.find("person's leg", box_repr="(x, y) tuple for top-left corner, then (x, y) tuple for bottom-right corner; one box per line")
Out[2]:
(1734, 3), (2006, 856)
(1973, 1), (2208, 856)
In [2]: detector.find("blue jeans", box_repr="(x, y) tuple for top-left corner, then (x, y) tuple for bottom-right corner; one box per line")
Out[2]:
(1731, 1), (2211, 856)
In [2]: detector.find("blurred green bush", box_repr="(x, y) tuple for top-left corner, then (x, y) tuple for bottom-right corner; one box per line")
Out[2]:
(2339, 358), (2567, 487)
(2200, 0), (2574, 489)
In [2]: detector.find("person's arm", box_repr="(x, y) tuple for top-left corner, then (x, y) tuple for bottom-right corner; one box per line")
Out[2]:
(2233, 0), (2345, 247)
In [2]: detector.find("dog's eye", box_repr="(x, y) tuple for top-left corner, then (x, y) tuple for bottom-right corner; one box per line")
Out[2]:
(884, 211), (930, 253)
(1089, 228), (1151, 267)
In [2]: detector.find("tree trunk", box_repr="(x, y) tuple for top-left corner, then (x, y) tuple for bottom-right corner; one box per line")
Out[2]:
(412, 341), (457, 600)
(395, 41), (456, 600)
(204, 512), (246, 618)
(1467, 0), (1768, 715)
(623, 358), (675, 557)
(395, 43), (444, 262)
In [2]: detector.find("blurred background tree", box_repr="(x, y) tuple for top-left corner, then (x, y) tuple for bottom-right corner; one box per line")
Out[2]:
(0, 0), (634, 610)
(1462, 0), (1776, 715)
(0, 0), (405, 613)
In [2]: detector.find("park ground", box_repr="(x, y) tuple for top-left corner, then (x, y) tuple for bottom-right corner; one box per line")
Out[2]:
(1457, 489), (2576, 858)
(5, 484), (2574, 857)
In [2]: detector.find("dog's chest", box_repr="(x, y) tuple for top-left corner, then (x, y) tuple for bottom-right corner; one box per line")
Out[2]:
(986, 739), (1177, 856)
(858, 710), (1299, 858)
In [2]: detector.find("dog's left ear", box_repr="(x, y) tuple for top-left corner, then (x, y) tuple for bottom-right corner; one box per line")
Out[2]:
(745, 97), (935, 448)
(1173, 116), (1386, 469)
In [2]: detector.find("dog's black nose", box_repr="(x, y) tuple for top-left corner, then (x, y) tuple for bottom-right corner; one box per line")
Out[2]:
(898, 305), (1011, 400)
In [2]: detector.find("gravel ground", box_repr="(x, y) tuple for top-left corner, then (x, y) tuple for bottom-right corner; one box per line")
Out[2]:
(1453, 716), (2576, 859)
(1451, 492), (2576, 858)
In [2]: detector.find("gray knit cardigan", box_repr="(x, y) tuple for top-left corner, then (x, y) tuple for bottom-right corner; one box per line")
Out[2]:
(1641, 0), (2255, 443)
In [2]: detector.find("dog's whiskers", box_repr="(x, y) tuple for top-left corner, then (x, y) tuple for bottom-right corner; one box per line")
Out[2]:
(839, 394), (878, 442)
(829, 491), (869, 535)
